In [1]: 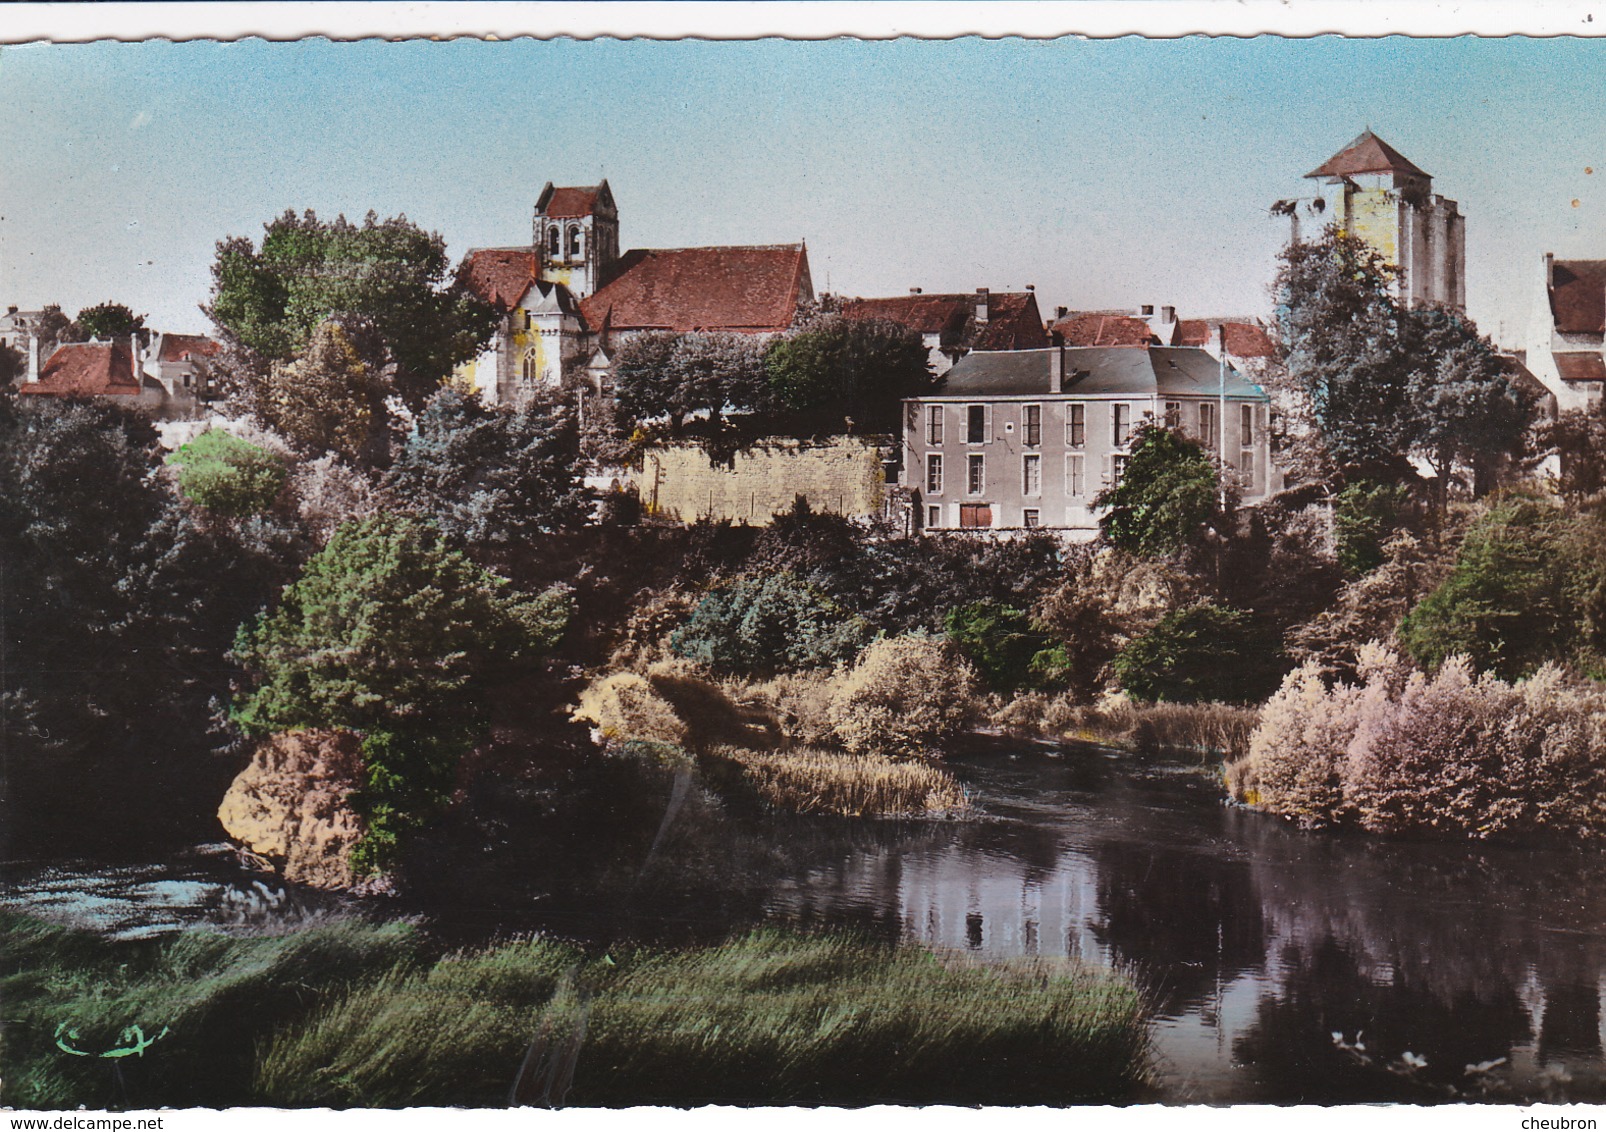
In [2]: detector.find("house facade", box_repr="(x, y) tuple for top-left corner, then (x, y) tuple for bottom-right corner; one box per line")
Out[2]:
(902, 344), (1274, 537)
(1526, 254), (1606, 413)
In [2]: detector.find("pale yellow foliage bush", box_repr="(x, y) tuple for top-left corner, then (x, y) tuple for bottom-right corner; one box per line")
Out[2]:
(829, 636), (979, 760)
(707, 744), (969, 817)
(572, 671), (688, 746)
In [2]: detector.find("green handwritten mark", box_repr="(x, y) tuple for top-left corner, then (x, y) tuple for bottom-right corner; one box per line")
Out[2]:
(55, 1021), (170, 1059)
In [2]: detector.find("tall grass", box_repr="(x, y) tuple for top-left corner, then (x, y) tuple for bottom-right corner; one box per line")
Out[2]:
(993, 693), (1260, 760)
(704, 744), (970, 818)
(258, 929), (1149, 1107)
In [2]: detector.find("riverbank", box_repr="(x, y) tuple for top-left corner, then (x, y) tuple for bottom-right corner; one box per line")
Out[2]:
(0, 910), (1150, 1109)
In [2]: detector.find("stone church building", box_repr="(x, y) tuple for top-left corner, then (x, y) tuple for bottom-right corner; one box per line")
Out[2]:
(455, 181), (813, 405)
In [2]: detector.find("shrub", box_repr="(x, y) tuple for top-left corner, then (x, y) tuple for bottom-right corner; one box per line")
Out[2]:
(829, 636), (978, 759)
(740, 671), (838, 748)
(1113, 602), (1283, 704)
(572, 671), (689, 746)
(944, 600), (1063, 692)
(1230, 644), (1606, 840)
(705, 744), (969, 817)
(1334, 481), (1410, 576)
(167, 428), (288, 517)
(671, 571), (871, 676)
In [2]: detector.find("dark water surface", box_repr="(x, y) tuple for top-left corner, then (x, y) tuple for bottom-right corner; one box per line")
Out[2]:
(7, 743), (1606, 1104)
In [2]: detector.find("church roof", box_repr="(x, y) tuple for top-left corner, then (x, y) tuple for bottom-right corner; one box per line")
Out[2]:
(1175, 318), (1278, 359)
(1050, 311), (1157, 347)
(1306, 130), (1430, 180)
(839, 291), (1048, 351)
(581, 244), (811, 333)
(18, 340), (147, 398)
(1550, 260), (1606, 336)
(538, 183), (608, 219)
(459, 248), (541, 312)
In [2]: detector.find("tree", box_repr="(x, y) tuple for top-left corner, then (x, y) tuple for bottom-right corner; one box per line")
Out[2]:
(828, 635), (978, 759)
(943, 600), (1063, 692)
(254, 321), (386, 460)
(385, 387), (592, 547)
(206, 209), (498, 413)
(670, 571), (871, 675)
(1095, 425), (1222, 557)
(1113, 602), (1283, 704)
(611, 331), (770, 435)
(166, 429), (288, 518)
(1533, 408), (1606, 500)
(71, 302), (147, 345)
(31, 305), (72, 357)
(765, 314), (933, 434)
(1276, 228), (1529, 495)
(0, 340), (22, 384)
(231, 512), (572, 871)
(1333, 481), (1410, 576)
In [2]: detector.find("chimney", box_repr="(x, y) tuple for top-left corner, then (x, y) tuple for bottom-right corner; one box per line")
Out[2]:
(1544, 251), (1555, 290)
(131, 334), (141, 382)
(26, 332), (38, 383)
(909, 287), (923, 294)
(6, 305), (16, 315)
(1050, 339), (1066, 393)
(1026, 284), (1035, 292)
(975, 288), (990, 324)
(1161, 305), (1176, 324)
(1213, 322), (1228, 358)
(1140, 304), (1155, 317)
(1055, 305), (1068, 320)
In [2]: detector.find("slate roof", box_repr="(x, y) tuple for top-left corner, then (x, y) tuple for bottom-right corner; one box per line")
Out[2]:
(1550, 260), (1606, 337)
(460, 248), (541, 312)
(157, 333), (221, 364)
(840, 291), (1048, 351)
(18, 341), (147, 397)
(1050, 312), (1157, 347)
(581, 244), (811, 333)
(1306, 130), (1430, 181)
(929, 346), (1266, 400)
(1556, 353), (1606, 384)
(1175, 318), (1279, 359)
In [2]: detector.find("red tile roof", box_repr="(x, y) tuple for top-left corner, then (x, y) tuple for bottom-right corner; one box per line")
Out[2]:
(460, 248), (540, 312)
(1550, 260), (1606, 337)
(581, 245), (811, 334)
(158, 333), (221, 364)
(1306, 130), (1429, 181)
(541, 185), (604, 219)
(1175, 318), (1278, 359)
(839, 291), (1047, 351)
(18, 341), (145, 397)
(1050, 312), (1157, 348)
(1556, 353), (1606, 384)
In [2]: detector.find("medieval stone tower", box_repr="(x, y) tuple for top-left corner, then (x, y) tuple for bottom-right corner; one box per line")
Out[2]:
(533, 180), (620, 300)
(1296, 130), (1466, 311)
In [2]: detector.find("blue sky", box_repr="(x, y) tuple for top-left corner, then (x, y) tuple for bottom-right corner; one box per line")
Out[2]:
(2, 33), (1603, 343)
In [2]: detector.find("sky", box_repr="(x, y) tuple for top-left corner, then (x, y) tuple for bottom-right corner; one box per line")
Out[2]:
(2, 26), (1605, 345)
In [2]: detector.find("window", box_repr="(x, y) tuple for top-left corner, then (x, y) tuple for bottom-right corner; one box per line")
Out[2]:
(967, 454), (985, 495)
(522, 349), (540, 384)
(1066, 453), (1085, 496)
(1164, 401), (1181, 429)
(1113, 403), (1132, 448)
(1022, 509), (1041, 529)
(927, 404), (944, 446)
(568, 226), (582, 258)
(1239, 447), (1255, 476)
(1199, 401), (1217, 445)
(927, 505), (942, 529)
(967, 404), (987, 444)
(1024, 404), (1042, 447)
(960, 503), (993, 529)
(1066, 403), (1086, 448)
(1111, 453), (1129, 486)
(926, 453), (944, 495)
(547, 227), (559, 255)
(1022, 453), (1042, 497)
(1240, 403), (1255, 446)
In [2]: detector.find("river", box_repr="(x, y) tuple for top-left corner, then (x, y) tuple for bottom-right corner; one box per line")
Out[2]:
(6, 741), (1606, 1104)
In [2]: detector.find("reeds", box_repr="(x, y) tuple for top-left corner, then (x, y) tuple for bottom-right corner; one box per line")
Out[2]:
(705, 743), (970, 818)
(992, 693), (1260, 760)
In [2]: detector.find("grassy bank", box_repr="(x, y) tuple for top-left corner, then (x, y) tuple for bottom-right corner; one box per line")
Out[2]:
(2, 913), (1149, 1109)
(703, 744), (970, 818)
(993, 694), (1261, 761)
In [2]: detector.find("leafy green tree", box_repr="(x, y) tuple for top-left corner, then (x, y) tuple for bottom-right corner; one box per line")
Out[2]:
(255, 321), (386, 460)
(943, 600), (1063, 692)
(671, 571), (871, 675)
(1095, 425), (1222, 557)
(1113, 602), (1282, 703)
(231, 512), (572, 871)
(611, 331), (770, 435)
(31, 305), (72, 357)
(1276, 228), (1528, 490)
(72, 302), (147, 345)
(385, 387), (592, 547)
(207, 209), (497, 412)
(0, 340), (22, 384)
(1534, 408), (1606, 501)
(1398, 495), (1583, 680)
(1334, 481), (1410, 576)
(765, 314), (933, 433)
(167, 429), (288, 517)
